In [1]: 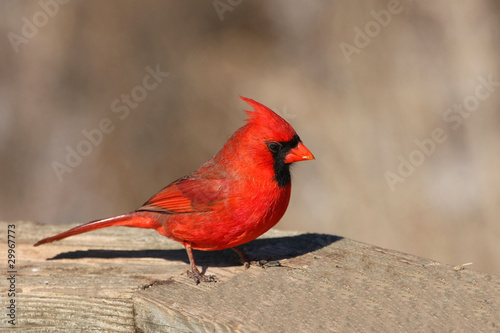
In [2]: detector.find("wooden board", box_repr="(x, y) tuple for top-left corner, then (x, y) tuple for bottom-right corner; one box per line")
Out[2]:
(1, 221), (499, 332)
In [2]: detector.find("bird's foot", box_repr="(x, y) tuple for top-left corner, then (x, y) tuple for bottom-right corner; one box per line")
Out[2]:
(187, 267), (218, 285)
(184, 244), (218, 284)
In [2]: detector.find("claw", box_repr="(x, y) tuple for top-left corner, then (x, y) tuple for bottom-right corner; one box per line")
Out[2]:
(184, 244), (218, 284)
(187, 268), (218, 284)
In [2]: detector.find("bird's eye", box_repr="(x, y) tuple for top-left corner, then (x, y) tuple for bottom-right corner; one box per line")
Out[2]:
(267, 141), (282, 153)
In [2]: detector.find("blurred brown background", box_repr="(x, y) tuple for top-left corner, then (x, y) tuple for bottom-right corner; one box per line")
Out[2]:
(1, 1), (499, 275)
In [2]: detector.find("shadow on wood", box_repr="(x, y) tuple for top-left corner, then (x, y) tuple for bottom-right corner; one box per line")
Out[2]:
(45, 233), (343, 268)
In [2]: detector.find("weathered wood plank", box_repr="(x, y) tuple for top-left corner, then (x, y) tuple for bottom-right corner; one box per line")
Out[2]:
(1, 220), (204, 331)
(134, 236), (500, 332)
(0, 221), (299, 331)
(1, 221), (499, 332)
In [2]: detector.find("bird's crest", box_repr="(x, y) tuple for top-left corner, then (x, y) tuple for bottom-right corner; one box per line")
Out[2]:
(240, 96), (296, 141)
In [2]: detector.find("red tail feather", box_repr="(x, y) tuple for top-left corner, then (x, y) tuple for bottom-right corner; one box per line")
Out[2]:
(33, 213), (158, 247)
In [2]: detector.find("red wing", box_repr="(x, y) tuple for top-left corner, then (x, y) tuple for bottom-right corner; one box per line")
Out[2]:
(137, 174), (228, 214)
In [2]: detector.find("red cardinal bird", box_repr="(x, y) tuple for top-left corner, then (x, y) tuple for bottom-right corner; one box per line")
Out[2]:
(35, 97), (314, 283)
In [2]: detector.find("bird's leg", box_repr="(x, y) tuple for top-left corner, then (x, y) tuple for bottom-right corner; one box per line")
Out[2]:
(184, 244), (217, 284)
(231, 247), (277, 269)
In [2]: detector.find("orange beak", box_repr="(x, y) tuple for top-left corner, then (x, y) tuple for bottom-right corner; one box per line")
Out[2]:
(284, 142), (315, 164)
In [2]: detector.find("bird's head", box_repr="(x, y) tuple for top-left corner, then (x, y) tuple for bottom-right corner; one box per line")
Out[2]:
(217, 97), (314, 187)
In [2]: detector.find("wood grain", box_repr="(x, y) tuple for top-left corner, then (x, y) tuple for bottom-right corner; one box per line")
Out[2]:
(1, 221), (499, 332)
